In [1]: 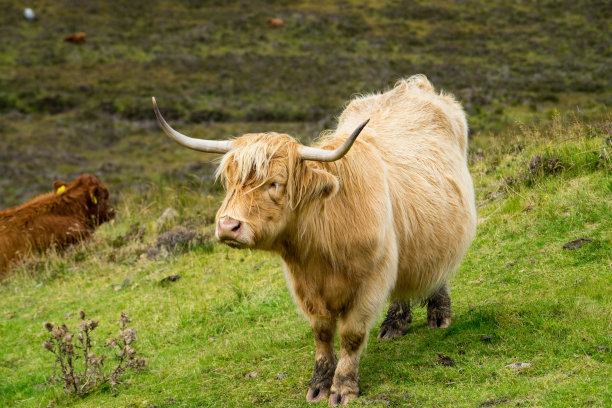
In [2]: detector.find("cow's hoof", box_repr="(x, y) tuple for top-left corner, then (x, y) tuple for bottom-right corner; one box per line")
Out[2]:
(426, 285), (451, 328)
(329, 374), (359, 406)
(329, 392), (357, 406)
(377, 325), (408, 339)
(378, 300), (412, 339)
(307, 386), (329, 402)
(308, 357), (335, 403)
(427, 316), (451, 329)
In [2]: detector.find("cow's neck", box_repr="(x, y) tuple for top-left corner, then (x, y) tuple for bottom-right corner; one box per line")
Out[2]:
(274, 203), (348, 273)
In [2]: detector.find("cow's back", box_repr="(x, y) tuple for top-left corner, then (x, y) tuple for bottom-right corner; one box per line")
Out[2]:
(0, 194), (86, 274)
(333, 75), (476, 299)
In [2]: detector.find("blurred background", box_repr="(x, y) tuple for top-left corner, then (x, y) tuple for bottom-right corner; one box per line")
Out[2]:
(1, 0), (610, 207)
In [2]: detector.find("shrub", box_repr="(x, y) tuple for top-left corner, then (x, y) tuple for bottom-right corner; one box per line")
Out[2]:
(522, 153), (563, 186)
(42, 311), (146, 396)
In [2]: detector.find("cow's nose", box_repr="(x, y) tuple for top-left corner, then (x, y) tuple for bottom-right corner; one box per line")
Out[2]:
(217, 216), (242, 240)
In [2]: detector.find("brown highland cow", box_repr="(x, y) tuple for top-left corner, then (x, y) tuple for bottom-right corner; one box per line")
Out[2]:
(0, 174), (115, 274)
(153, 75), (476, 406)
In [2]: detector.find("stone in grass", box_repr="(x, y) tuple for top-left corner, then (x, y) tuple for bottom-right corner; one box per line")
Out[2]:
(562, 237), (593, 250)
(24, 8), (35, 21)
(244, 371), (259, 378)
(275, 373), (288, 380)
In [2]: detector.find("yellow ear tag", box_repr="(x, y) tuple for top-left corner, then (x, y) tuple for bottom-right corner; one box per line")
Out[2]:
(56, 185), (66, 195)
(90, 193), (98, 204)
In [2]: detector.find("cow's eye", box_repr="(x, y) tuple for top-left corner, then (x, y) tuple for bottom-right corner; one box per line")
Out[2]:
(268, 182), (279, 190)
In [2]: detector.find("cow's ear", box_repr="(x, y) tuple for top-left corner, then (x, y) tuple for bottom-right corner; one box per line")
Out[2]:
(309, 168), (339, 200)
(88, 186), (99, 205)
(53, 180), (67, 194)
(288, 160), (339, 208)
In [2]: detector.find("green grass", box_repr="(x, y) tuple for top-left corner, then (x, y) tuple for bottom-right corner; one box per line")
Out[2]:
(1, 115), (611, 407)
(1, 0), (611, 406)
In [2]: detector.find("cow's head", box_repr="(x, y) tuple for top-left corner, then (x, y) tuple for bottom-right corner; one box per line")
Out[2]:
(153, 98), (368, 250)
(54, 174), (115, 227)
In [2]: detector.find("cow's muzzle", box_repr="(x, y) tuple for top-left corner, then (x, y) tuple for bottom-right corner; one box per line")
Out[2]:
(216, 216), (243, 244)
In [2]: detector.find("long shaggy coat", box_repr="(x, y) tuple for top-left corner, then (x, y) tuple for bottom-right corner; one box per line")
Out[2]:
(0, 174), (115, 274)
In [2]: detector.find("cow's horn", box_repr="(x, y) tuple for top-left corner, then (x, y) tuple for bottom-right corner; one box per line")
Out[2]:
(298, 119), (370, 162)
(152, 97), (233, 154)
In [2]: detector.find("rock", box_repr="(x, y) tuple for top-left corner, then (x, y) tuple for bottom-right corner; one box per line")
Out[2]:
(24, 8), (35, 21)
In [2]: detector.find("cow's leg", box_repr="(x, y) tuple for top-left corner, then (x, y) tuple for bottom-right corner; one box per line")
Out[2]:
(329, 303), (378, 406)
(377, 299), (412, 339)
(306, 317), (336, 403)
(427, 283), (452, 328)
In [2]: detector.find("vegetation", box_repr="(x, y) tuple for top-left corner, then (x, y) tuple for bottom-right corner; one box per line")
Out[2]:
(0, 1), (610, 407)
(42, 311), (146, 396)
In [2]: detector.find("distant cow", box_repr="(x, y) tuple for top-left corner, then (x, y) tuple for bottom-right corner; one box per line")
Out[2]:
(153, 75), (476, 406)
(64, 32), (86, 43)
(267, 17), (284, 28)
(0, 174), (115, 274)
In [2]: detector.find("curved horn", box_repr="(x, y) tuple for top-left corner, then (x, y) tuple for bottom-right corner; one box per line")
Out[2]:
(152, 97), (233, 154)
(298, 119), (370, 162)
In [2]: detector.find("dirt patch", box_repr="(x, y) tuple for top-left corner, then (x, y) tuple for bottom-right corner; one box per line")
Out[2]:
(437, 353), (456, 367)
(479, 397), (510, 407)
(563, 238), (593, 250)
(160, 275), (180, 285)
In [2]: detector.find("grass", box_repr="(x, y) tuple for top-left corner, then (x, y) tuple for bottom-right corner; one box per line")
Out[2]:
(1, 114), (611, 407)
(1, 0), (611, 406)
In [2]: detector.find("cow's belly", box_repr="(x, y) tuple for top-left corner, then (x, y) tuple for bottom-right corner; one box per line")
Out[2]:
(390, 167), (476, 299)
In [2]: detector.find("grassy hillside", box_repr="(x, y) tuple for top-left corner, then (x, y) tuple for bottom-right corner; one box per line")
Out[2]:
(1, 114), (610, 407)
(1, 0), (611, 407)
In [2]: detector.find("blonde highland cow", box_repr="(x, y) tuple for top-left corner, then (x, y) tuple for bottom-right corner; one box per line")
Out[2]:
(153, 75), (476, 406)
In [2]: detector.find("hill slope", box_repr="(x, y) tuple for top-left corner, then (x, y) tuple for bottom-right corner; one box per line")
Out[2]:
(1, 114), (610, 407)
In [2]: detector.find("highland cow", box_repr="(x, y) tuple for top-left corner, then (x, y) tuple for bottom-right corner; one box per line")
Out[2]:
(153, 75), (476, 405)
(0, 174), (115, 274)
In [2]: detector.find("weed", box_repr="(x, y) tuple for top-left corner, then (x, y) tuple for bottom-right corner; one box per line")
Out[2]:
(522, 154), (564, 186)
(42, 311), (146, 397)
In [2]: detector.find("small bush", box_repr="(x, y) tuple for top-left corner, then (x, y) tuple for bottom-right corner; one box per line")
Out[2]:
(522, 153), (563, 186)
(42, 311), (146, 396)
